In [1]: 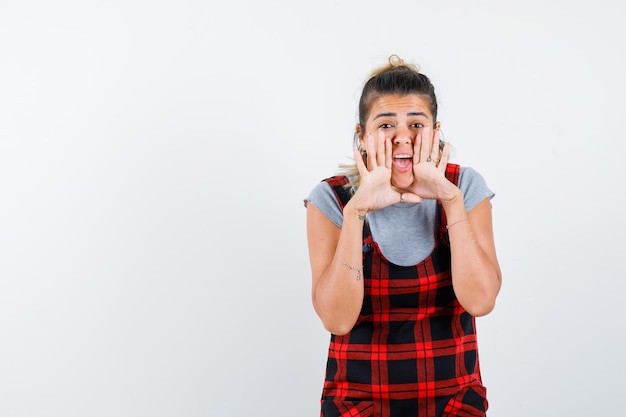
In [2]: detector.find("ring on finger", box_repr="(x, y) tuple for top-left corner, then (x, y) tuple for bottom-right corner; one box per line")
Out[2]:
(400, 193), (405, 203)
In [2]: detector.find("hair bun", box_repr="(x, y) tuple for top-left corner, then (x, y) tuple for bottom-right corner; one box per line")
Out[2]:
(388, 54), (405, 67)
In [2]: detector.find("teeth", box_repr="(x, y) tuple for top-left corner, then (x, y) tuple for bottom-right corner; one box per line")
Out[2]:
(394, 154), (412, 159)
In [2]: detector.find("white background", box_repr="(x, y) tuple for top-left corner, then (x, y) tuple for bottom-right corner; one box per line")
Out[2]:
(1, 0), (625, 416)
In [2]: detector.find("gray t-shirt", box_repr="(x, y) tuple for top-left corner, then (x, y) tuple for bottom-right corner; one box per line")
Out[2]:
(304, 167), (494, 266)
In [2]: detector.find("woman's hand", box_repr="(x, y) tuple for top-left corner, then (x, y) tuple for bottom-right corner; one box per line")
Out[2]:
(404, 128), (460, 203)
(349, 131), (422, 215)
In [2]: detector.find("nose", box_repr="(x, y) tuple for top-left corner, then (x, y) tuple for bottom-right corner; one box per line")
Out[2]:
(392, 126), (414, 145)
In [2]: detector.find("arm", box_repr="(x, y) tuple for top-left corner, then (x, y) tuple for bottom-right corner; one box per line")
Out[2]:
(407, 129), (501, 315)
(307, 132), (424, 334)
(442, 193), (502, 316)
(307, 132), (407, 335)
(306, 200), (366, 335)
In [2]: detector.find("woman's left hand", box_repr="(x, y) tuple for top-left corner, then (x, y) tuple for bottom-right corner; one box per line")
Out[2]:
(404, 128), (459, 202)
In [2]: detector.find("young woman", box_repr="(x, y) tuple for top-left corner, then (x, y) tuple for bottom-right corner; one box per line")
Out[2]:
(304, 55), (502, 417)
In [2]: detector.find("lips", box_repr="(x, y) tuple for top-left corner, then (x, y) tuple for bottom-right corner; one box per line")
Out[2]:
(393, 154), (413, 172)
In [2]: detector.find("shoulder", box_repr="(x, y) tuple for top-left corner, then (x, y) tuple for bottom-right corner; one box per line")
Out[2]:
(459, 166), (486, 185)
(458, 166), (495, 212)
(304, 176), (352, 229)
(306, 175), (351, 200)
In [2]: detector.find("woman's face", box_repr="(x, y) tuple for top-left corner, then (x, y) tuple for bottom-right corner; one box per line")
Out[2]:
(359, 94), (436, 189)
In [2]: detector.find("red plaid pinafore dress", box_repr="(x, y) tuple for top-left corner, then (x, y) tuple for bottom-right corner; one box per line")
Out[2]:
(320, 164), (488, 417)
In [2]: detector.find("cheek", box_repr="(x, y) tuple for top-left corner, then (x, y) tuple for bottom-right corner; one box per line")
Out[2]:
(364, 120), (381, 136)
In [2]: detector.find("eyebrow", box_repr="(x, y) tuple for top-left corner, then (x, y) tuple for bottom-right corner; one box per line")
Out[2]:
(373, 111), (429, 119)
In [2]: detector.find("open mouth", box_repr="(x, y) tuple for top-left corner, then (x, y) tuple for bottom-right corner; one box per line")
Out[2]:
(393, 154), (413, 170)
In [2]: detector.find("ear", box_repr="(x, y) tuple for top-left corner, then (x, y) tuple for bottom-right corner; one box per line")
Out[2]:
(435, 121), (441, 131)
(355, 124), (365, 147)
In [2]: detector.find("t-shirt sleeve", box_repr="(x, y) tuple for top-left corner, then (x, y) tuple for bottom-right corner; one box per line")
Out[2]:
(303, 181), (344, 228)
(458, 167), (495, 212)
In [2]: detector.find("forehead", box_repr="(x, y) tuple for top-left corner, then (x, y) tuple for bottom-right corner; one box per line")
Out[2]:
(369, 94), (432, 119)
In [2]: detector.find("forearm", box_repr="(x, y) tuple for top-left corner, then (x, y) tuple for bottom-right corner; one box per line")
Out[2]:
(443, 193), (502, 316)
(312, 203), (366, 335)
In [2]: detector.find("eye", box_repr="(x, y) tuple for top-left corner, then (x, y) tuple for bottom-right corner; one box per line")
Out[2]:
(378, 123), (394, 130)
(411, 123), (424, 129)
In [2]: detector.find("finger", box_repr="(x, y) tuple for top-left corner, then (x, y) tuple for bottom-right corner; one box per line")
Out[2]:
(395, 190), (422, 204)
(438, 141), (451, 171)
(353, 147), (368, 175)
(419, 128), (431, 163)
(430, 129), (440, 163)
(376, 130), (386, 167)
(365, 133), (377, 168)
(413, 132), (423, 165)
(384, 136), (393, 169)
(404, 193), (423, 204)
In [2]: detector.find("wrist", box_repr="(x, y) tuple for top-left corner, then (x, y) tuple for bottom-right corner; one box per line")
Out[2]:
(441, 188), (466, 222)
(440, 188), (463, 209)
(344, 201), (368, 222)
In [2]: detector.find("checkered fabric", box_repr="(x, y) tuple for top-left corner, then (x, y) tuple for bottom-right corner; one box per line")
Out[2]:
(319, 164), (488, 417)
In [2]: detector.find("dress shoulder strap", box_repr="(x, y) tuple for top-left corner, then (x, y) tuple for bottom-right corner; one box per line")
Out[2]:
(322, 176), (353, 210)
(444, 163), (460, 186)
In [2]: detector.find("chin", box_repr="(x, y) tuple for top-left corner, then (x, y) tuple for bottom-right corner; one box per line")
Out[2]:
(391, 174), (413, 190)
